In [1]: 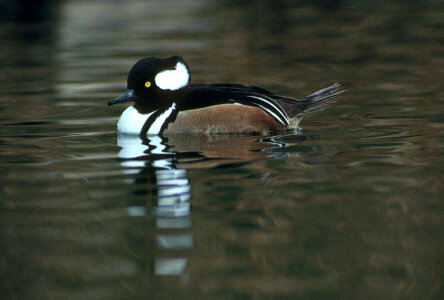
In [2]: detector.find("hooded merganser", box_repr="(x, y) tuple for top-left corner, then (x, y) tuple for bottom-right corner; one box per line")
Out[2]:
(108, 56), (345, 135)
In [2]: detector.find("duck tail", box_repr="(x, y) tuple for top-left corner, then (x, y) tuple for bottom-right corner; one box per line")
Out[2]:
(297, 83), (345, 117)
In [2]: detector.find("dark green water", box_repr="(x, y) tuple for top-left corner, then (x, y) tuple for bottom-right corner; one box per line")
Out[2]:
(1, 0), (443, 299)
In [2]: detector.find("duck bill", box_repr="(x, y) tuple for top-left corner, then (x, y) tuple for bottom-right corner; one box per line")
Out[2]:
(108, 90), (137, 106)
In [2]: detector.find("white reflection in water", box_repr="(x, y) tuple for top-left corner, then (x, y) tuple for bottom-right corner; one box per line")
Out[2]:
(118, 134), (192, 277)
(116, 133), (297, 278)
(157, 217), (191, 229)
(155, 258), (188, 276)
(157, 234), (193, 249)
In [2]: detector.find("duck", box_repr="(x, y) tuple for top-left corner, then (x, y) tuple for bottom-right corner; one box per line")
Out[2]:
(108, 56), (344, 135)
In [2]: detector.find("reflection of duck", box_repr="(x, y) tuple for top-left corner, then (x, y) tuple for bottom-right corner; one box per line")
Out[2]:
(108, 56), (344, 135)
(117, 133), (305, 277)
(119, 135), (191, 217)
(118, 133), (299, 217)
(119, 135), (193, 277)
(118, 133), (296, 171)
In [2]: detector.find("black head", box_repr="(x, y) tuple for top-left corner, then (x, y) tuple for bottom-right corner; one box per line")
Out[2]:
(108, 56), (191, 112)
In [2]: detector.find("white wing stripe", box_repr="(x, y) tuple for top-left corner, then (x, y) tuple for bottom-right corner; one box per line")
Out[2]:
(246, 95), (289, 125)
(253, 103), (287, 126)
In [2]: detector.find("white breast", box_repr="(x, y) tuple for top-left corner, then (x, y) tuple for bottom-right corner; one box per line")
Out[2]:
(117, 106), (155, 135)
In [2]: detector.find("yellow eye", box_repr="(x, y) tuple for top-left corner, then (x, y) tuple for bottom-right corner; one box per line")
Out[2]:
(144, 81), (151, 88)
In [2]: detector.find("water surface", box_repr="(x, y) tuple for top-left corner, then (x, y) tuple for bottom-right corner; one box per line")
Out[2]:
(1, 0), (443, 299)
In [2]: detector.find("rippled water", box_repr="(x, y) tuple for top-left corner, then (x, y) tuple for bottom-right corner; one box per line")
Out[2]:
(1, 0), (443, 298)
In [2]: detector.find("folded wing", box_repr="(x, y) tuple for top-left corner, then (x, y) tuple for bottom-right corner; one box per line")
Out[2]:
(182, 84), (289, 126)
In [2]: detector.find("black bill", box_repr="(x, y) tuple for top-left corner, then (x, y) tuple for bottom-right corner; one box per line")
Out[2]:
(108, 89), (137, 106)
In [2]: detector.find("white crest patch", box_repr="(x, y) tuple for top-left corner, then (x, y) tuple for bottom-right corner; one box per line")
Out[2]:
(155, 62), (189, 90)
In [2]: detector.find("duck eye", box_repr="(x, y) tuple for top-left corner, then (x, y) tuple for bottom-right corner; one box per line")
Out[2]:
(144, 81), (151, 88)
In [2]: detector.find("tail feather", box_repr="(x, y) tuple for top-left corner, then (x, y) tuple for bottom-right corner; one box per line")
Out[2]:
(298, 83), (345, 116)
